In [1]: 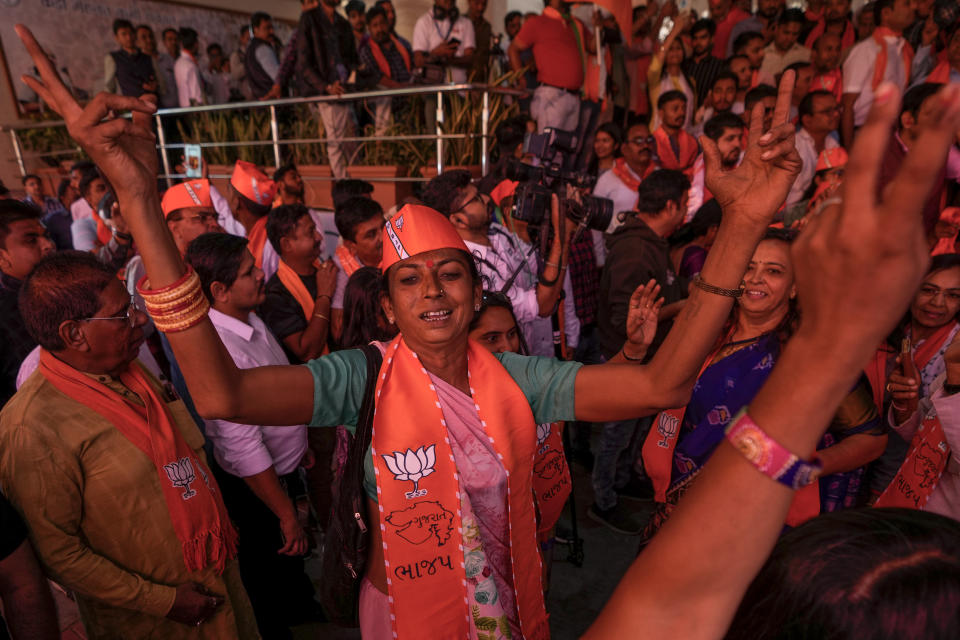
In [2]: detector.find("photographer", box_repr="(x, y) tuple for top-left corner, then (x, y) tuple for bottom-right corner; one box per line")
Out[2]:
(421, 170), (580, 357)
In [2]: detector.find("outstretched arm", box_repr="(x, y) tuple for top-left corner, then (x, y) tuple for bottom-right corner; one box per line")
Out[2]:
(574, 72), (803, 420)
(586, 81), (960, 640)
(16, 25), (314, 426)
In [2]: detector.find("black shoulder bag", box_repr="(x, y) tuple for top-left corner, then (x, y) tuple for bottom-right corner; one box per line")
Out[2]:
(318, 343), (382, 626)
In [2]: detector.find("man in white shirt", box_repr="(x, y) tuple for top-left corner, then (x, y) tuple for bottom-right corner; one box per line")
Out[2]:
(202, 43), (232, 105)
(421, 170), (579, 357)
(759, 9), (810, 77)
(156, 28), (181, 108)
(593, 122), (658, 233)
(412, 0), (476, 84)
(68, 161), (96, 222)
(135, 25), (177, 109)
(786, 89), (841, 208)
(185, 232), (320, 636)
(841, 0), (916, 146)
(174, 27), (206, 107)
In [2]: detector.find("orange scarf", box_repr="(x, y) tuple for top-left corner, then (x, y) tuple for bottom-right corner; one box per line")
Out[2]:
(335, 245), (363, 278)
(95, 216), (113, 248)
(248, 216), (269, 269)
(642, 336), (819, 527)
(371, 337), (549, 640)
(805, 18), (855, 51)
(534, 421), (571, 542)
(612, 157), (654, 193)
(38, 350), (237, 572)
(926, 60), (954, 84)
(276, 258), (318, 320)
(811, 69), (843, 102)
(368, 35), (411, 78)
(871, 27), (914, 91)
(875, 411), (950, 509)
(653, 126), (699, 176)
(866, 321), (959, 410)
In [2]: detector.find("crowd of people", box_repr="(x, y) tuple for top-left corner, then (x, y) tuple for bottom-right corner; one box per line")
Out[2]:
(1, 0), (960, 638)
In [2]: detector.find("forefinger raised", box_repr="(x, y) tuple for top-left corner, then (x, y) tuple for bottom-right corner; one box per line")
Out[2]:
(15, 24), (81, 120)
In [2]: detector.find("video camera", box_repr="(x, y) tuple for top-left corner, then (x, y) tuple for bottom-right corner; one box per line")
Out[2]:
(506, 128), (613, 235)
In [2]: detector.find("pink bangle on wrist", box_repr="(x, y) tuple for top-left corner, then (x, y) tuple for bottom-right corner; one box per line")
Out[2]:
(724, 409), (822, 490)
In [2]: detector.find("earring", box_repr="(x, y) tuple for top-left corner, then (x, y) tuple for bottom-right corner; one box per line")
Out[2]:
(474, 304), (481, 312)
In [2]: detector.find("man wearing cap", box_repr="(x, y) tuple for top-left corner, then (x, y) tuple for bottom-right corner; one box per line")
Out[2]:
(224, 161), (280, 281)
(786, 89), (841, 208)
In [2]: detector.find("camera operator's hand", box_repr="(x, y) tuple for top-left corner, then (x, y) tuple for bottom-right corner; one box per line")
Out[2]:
(702, 69), (801, 228)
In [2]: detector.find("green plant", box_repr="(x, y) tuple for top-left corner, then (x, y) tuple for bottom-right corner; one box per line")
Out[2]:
(176, 108), (272, 167)
(16, 116), (82, 167)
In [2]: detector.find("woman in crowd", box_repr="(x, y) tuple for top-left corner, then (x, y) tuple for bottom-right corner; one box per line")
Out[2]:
(669, 199), (721, 280)
(648, 11), (696, 131)
(643, 229), (887, 539)
(19, 21), (960, 638)
(586, 123), (623, 178)
(868, 254), (960, 498)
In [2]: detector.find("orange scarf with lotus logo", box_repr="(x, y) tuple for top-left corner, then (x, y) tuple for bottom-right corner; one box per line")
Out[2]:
(371, 336), (551, 640)
(38, 351), (237, 573)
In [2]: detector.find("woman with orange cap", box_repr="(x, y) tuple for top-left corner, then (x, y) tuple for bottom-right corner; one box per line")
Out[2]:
(22, 29), (960, 637)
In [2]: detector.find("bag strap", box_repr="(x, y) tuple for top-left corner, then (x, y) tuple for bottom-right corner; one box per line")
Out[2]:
(347, 343), (383, 518)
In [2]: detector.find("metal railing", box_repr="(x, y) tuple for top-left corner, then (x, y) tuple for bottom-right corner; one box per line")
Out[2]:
(2, 83), (523, 187)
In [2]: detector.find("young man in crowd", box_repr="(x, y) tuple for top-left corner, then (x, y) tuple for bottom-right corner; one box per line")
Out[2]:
(728, 0), (784, 56)
(297, 0), (359, 179)
(413, 0), (476, 85)
(68, 161), (95, 222)
(104, 19), (157, 98)
(224, 160), (278, 280)
(0, 201), (54, 406)
(374, 0), (412, 51)
(841, 0), (916, 146)
(810, 33), (844, 101)
(230, 25), (252, 101)
(787, 89), (841, 208)
(186, 233), (320, 638)
(733, 30), (776, 87)
(174, 27), (205, 107)
(359, 5), (414, 136)
(20, 174), (70, 251)
(346, 1), (368, 51)
(786, 60), (815, 120)
(804, 0), (857, 51)
(203, 43), (231, 105)
(468, 0), (492, 80)
(135, 24), (176, 108)
(710, 0), (752, 58)
(742, 84), (779, 133)
(274, 164), (339, 260)
(760, 9), (811, 77)
(245, 12), (280, 100)
(330, 196), (384, 338)
(594, 122), (658, 229)
(693, 71), (739, 136)
(689, 112), (746, 213)
(684, 19), (727, 108)
(71, 171), (134, 271)
(728, 54), (753, 113)
(592, 170), (691, 534)
(0, 252), (258, 638)
(508, 0), (592, 134)
(653, 91), (700, 176)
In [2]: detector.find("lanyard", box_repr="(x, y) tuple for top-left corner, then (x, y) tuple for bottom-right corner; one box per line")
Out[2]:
(432, 18), (454, 43)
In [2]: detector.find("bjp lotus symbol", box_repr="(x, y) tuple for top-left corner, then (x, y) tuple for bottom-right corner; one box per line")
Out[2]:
(383, 445), (437, 499)
(164, 457), (198, 500)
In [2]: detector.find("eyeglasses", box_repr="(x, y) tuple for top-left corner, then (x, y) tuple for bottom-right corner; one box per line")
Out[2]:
(628, 136), (655, 146)
(455, 192), (483, 214)
(82, 296), (143, 328)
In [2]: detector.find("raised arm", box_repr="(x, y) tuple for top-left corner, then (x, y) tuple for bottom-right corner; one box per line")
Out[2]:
(16, 25), (314, 427)
(586, 81), (960, 639)
(574, 72), (803, 420)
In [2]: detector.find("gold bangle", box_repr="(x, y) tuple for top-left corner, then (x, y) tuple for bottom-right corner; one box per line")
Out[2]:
(693, 275), (744, 298)
(138, 269), (202, 305)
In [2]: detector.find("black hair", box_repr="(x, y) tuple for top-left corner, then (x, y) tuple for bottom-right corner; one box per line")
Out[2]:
(21, 174), (40, 186)
(587, 122), (624, 175)
(784, 60), (812, 76)
(332, 178), (374, 209)
(367, 5), (387, 23)
(657, 89), (688, 111)
(345, 0), (365, 16)
(494, 116), (528, 154)
(799, 88), (834, 121)
(112, 19), (134, 35)
(691, 18), (717, 37)
(669, 198), (722, 247)
(78, 170), (103, 199)
(135, 24), (153, 35)
(19, 251), (115, 351)
(185, 232), (250, 302)
(901, 83), (943, 122)
(339, 266), (398, 350)
(179, 27), (198, 51)
(421, 169), (473, 217)
(56, 178), (72, 201)
(777, 7), (806, 26)
(162, 27), (178, 40)
(635, 169), (690, 215)
(711, 70), (739, 91)
(469, 290), (529, 355)
(874, 0), (894, 25)
(71, 160), (95, 175)
(733, 30), (764, 55)
(238, 24), (250, 37)
(886, 253), (960, 350)
(266, 203), (310, 255)
(251, 11), (272, 29)
(704, 112), (745, 140)
(335, 196), (384, 242)
(504, 10), (522, 28)
(745, 84), (778, 111)
(206, 42), (223, 56)
(728, 508), (960, 640)
(0, 200), (42, 250)
(272, 163), (298, 184)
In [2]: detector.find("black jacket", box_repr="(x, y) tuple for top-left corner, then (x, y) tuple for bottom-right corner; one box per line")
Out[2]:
(245, 37), (277, 99)
(296, 7), (358, 97)
(597, 216), (688, 360)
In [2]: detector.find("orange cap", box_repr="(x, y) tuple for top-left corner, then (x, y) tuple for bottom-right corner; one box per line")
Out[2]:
(380, 204), (469, 271)
(161, 179), (213, 218)
(490, 179), (519, 207)
(815, 147), (848, 172)
(231, 160), (276, 206)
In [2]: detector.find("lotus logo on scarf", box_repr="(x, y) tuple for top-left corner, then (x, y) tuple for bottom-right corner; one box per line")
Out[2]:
(536, 423), (551, 451)
(164, 457), (197, 500)
(382, 445), (437, 499)
(656, 413), (680, 448)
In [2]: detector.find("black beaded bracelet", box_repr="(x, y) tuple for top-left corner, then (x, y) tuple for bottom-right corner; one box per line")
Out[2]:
(693, 275), (744, 298)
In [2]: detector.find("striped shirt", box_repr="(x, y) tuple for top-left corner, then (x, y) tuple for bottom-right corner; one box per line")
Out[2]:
(683, 55), (727, 108)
